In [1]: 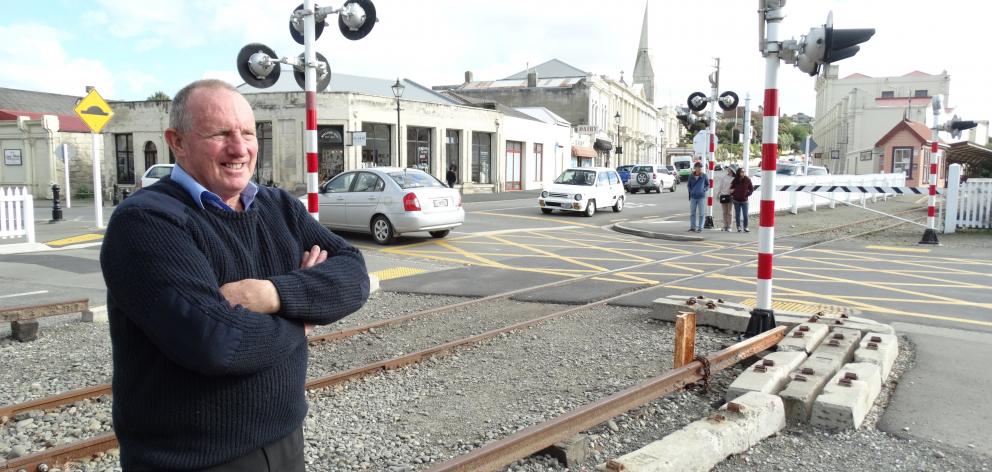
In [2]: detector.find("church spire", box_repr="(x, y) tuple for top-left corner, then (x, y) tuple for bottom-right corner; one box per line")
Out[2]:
(632, 2), (655, 104)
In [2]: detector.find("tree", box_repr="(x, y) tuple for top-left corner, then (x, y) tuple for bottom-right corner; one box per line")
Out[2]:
(147, 91), (170, 101)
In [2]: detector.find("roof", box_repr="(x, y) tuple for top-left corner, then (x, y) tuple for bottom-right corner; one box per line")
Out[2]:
(447, 77), (585, 91)
(0, 87), (82, 115)
(237, 70), (458, 105)
(504, 59), (588, 80)
(875, 119), (935, 147)
(902, 70), (935, 77)
(842, 73), (871, 79)
(0, 109), (91, 133)
(514, 107), (570, 127)
(434, 91), (538, 122)
(945, 141), (992, 172)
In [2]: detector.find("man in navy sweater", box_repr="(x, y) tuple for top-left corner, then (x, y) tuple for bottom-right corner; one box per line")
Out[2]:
(100, 79), (370, 471)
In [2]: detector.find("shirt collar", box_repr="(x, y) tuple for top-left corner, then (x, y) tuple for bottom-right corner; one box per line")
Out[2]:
(170, 163), (258, 212)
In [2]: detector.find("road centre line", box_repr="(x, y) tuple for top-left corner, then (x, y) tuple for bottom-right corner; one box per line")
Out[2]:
(0, 290), (49, 300)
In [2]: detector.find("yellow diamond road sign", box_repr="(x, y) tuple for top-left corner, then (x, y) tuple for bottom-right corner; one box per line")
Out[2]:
(74, 88), (114, 134)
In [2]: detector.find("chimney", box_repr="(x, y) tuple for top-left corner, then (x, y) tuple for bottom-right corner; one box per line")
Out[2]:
(527, 71), (538, 88)
(86, 85), (95, 93)
(464, 71), (473, 83)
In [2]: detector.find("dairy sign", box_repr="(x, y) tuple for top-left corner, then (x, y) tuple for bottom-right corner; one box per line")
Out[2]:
(574, 125), (598, 135)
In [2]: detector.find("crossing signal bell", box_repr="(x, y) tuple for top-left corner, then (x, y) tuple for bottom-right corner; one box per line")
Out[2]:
(718, 91), (739, 111)
(943, 116), (979, 139)
(794, 13), (874, 76)
(687, 92), (708, 112)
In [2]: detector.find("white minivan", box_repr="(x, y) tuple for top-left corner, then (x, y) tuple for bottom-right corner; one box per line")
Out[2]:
(538, 167), (625, 217)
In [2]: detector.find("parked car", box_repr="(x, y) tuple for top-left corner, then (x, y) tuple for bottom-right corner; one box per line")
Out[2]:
(777, 162), (829, 176)
(616, 165), (635, 191)
(306, 167), (464, 245)
(538, 167), (625, 217)
(628, 164), (677, 193)
(665, 164), (676, 174)
(139, 163), (174, 188)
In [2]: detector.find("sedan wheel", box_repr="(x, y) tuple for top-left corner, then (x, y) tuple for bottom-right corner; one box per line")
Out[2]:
(584, 200), (596, 217)
(612, 196), (624, 212)
(429, 230), (450, 238)
(371, 215), (396, 245)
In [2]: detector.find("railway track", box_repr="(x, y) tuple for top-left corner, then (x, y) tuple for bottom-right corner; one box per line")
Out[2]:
(0, 208), (924, 472)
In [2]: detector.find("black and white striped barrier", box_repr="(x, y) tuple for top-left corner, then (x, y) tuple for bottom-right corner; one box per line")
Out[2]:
(753, 185), (942, 195)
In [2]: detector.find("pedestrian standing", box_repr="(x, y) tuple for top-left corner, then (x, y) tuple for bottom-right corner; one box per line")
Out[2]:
(687, 162), (708, 232)
(731, 167), (754, 232)
(446, 164), (457, 188)
(100, 79), (370, 471)
(717, 167), (734, 231)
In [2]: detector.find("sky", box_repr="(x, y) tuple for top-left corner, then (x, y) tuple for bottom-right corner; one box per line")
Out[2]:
(1, 0), (988, 121)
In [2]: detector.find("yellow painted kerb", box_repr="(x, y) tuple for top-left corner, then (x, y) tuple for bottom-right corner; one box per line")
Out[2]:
(46, 233), (104, 247)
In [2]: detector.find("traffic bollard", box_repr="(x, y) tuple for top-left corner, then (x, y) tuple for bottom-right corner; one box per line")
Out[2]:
(51, 183), (63, 222)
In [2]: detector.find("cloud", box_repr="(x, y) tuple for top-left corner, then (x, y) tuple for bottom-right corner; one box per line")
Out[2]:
(0, 23), (116, 97)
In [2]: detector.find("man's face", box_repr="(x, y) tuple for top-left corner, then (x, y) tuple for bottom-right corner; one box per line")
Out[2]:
(168, 87), (257, 203)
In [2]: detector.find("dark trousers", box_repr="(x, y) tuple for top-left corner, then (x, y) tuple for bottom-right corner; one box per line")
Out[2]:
(733, 200), (749, 230)
(198, 426), (305, 472)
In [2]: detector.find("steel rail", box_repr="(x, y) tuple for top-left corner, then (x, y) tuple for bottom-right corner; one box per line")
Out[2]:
(0, 209), (923, 471)
(0, 433), (117, 472)
(426, 326), (786, 472)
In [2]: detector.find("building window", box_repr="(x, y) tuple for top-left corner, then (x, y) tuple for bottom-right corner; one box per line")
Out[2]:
(880, 91), (895, 98)
(446, 129), (461, 178)
(471, 131), (492, 184)
(533, 143), (543, 182)
(914, 89), (928, 97)
(892, 147), (913, 177)
(115, 133), (134, 184)
(504, 140), (523, 191)
(317, 125), (344, 182)
(254, 121), (273, 185)
(362, 122), (391, 167)
(143, 141), (157, 170)
(406, 126), (432, 173)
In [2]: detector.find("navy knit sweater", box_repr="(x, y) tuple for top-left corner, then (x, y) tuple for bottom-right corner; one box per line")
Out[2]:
(100, 177), (369, 470)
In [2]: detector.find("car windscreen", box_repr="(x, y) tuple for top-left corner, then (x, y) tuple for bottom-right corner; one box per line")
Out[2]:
(389, 170), (446, 189)
(554, 169), (596, 186)
(147, 166), (173, 178)
(777, 165), (799, 175)
(674, 161), (690, 170)
(632, 166), (653, 173)
(807, 167), (828, 175)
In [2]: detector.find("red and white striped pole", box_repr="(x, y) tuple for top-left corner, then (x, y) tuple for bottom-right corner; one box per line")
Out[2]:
(920, 102), (940, 244)
(704, 64), (718, 229)
(303, 0), (320, 221)
(746, 1), (783, 337)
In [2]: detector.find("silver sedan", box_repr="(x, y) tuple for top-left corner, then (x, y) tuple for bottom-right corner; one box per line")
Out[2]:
(306, 167), (465, 244)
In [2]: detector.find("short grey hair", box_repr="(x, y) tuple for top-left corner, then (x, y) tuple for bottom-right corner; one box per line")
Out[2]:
(169, 79), (241, 133)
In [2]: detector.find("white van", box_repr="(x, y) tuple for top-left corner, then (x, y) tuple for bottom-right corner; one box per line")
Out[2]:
(671, 155), (695, 181)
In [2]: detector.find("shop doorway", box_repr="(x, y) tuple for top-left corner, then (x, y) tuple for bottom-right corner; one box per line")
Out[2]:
(318, 125), (344, 182)
(504, 140), (523, 190)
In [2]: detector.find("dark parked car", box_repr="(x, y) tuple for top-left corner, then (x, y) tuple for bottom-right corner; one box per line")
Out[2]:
(616, 165), (635, 191)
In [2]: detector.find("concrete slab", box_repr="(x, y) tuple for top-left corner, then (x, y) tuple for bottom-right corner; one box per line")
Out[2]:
(602, 392), (785, 472)
(776, 322), (829, 354)
(810, 362), (883, 430)
(853, 332), (899, 379)
(81, 305), (108, 323)
(813, 327), (863, 363)
(11, 319), (39, 342)
(650, 297), (752, 332)
(726, 351), (807, 402)
(778, 350), (850, 424)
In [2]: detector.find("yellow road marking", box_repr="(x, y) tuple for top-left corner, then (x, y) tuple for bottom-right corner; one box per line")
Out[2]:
(46, 233), (103, 246)
(488, 235), (607, 272)
(864, 245), (931, 253)
(738, 298), (853, 315)
(475, 211), (600, 228)
(370, 267), (428, 281)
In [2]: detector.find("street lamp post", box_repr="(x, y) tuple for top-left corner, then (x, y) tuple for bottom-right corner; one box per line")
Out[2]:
(659, 128), (665, 164)
(614, 112), (622, 167)
(391, 78), (405, 168)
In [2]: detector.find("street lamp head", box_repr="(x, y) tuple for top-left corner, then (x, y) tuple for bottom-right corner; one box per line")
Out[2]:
(392, 78), (405, 98)
(614, 112), (621, 125)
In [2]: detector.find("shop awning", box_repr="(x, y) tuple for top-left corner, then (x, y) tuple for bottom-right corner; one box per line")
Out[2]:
(594, 138), (614, 151)
(571, 145), (598, 158)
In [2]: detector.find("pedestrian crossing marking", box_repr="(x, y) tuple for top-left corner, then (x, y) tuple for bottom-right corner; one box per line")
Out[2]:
(46, 233), (104, 247)
(370, 267), (428, 281)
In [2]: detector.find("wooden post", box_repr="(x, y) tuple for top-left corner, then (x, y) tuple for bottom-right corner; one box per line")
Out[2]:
(674, 311), (696, 368)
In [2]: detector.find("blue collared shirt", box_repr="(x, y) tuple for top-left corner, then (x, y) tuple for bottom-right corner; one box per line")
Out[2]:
(170, 164), (258, 212)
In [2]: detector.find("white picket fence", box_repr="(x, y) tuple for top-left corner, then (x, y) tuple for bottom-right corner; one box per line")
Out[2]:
(0, 186), (36, 243)
(944, 164), (992, 232)
(743, 173), (907, 215)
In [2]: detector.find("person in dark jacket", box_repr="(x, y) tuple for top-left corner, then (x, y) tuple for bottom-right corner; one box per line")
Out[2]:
(446, 164), (458, 188)
(730, 167), (754, 232)
(686, 162), (709, 232)
(100, 79), (370, 471)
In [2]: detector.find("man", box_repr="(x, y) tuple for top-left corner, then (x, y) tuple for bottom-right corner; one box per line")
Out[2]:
(100, 79), (370, 471)
(687, 161), (709, 232)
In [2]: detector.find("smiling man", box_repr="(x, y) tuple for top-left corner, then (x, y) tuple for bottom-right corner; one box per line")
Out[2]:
(100, 79), (370, 471)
